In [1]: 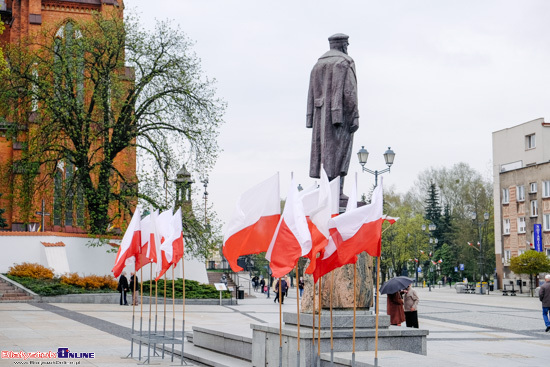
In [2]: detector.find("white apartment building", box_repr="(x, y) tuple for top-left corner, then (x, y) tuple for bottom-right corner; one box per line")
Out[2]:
(492, 118), (550, 290)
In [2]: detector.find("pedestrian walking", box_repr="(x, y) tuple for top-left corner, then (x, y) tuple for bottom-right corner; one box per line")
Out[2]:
(539, 274), (550, 332)
(403, 284), (419, 328)
(260, 276), (266, 294)
(386, 291), (405, 326)
(274, 277), (288, 304)
(118, 272), (129, 306)
(298, 277), (304, 298)
(129, 272), (139, 306)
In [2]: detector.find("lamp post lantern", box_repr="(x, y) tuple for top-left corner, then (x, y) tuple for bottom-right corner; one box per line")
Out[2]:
(357, 145), (395, 310)
(357, 146), (395, 187)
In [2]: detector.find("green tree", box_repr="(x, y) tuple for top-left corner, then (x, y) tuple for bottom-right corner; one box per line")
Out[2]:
(0, 11), (224, 254)
(0, 20), (6, 76)
(509, 250), (550, 297)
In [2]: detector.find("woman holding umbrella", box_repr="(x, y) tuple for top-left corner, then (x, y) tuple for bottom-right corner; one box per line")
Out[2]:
(387, 292), (405, 326)
(380, 276), (413, 326)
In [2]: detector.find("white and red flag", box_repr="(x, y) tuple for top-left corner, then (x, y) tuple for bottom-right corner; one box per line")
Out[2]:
(223, 173), (281, 272)
(266, 177), (312, 278)
(330, 178), (385, 264)
(112, 207), (142, 278)
(303, 169), (337, 274)
(156, 208), (184, 280)
(154, 209), (174, 278)
(310, 173), (357, 282)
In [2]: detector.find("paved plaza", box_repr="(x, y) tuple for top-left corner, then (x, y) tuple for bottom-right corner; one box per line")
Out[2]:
(1, 286), (549, 366)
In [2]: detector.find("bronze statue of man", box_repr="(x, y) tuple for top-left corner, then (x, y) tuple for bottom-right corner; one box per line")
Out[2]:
(306, 33), (359, 199)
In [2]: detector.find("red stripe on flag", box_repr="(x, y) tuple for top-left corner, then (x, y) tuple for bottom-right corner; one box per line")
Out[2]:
(223, 214), (280, 272)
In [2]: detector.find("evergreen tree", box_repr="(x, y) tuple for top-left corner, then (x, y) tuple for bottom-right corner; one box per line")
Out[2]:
(424, 182), (442, 247)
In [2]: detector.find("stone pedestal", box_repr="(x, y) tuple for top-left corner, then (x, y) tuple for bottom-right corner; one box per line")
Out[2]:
(302, 252), (374, 312)
(251, 311), (428, 367)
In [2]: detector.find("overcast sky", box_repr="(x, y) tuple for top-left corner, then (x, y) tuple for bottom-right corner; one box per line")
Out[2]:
(130, 0), (550, 224)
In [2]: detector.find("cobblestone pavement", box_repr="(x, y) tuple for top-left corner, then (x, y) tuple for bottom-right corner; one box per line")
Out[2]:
(0, 286), (549, 366)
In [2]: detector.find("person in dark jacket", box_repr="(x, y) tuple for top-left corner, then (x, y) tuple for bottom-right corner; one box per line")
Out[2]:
(539, 274), (550, 332)
(129, 272), (139, 306)
(260, 276), (266, 294)
(274, 278), (288, 304)
(118, 272), (129, 306)
(386, 291), (405, 326)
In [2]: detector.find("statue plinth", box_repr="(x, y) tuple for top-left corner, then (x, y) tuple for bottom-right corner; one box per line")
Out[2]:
(301, 252), (373, 312)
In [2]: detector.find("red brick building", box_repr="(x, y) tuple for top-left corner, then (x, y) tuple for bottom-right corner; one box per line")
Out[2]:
(0, 0), (135, 233)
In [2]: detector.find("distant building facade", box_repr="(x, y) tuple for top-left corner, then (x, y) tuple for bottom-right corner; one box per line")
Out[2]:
(492, 118), (550, 289)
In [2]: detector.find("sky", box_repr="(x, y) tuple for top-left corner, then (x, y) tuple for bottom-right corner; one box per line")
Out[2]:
(129, 0), (550, 225)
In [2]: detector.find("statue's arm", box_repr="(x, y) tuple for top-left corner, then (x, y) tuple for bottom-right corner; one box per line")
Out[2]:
(306, 76), (314, 128)
(331, 62), (347, 126)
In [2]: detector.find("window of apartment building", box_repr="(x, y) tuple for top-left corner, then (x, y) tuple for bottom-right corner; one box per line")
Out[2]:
(517, 217), (526, 233)
(502, 188), (510, 204)
(530, 200), (538, 217)
(518, 249), (526, 256)
(547, 248), (550, 258)
(526, 134), (536, 149)
(530, 182), (537, 193)
(517, 185), (525, 202)
(543, 181), (550, 198)
(504, 250), (511, 263)
(503, 219), (511, 235)
(544, 213), (550, 231)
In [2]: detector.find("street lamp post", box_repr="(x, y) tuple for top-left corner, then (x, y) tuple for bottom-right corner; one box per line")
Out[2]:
(421, 223), (436, 291)
(470, 212), (490, 295)
(357, 146), (395, 311)
(408, 233), (419, 287)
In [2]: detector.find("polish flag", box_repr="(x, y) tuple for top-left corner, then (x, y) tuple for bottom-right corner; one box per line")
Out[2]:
(266, 177), (312, 278)
(223, 173), (281, 272)
(310, 174), (358, 282)
(302, 169), (337, 274)
(438, 259), (443, 263)
(414, 258), (419, 263)
(156, 208), (184, 280)
(468, 242), (473, 247)
(154, 209), (174, 278)
(330, 178), (385, 265)
(112, 207), (142, 278)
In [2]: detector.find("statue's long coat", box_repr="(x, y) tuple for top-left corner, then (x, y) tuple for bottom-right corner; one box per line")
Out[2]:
(307, 49), (359, 179)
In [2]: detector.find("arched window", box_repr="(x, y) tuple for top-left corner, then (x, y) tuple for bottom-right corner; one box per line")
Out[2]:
(54, 22), (84, 104)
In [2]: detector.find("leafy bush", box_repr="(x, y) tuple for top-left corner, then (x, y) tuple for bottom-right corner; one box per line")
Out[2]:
(60, 273), (117, 290)
(8, 262), (54, 279)
(142, 279), (231, 299)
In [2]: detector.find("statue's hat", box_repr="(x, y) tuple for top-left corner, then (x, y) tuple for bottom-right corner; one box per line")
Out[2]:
(328, 33), (349, 44)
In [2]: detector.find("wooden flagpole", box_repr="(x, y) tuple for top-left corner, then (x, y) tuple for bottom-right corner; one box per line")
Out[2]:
(296, 265), (301, 367)
(146, 264), (152, 362)
(352, 262), (357, 367)
(374, 256), (381, 367)
(312, 278), (316, 366)
(374, 226), (392, 367)
(138, 268), (143, 361)
(278, 277), (283, 367)
(162, 273), (167, 358)
(129, 269), (136, 359)
(182, 255), (186, 365)
(171, 267), (176, 362)
(330, 271), (334, 366)
(317, 276), (322, 367)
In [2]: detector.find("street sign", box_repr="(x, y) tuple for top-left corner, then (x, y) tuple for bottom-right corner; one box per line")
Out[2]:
(534, 224), (542, 252)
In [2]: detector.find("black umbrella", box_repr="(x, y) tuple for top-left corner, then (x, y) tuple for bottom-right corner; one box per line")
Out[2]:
(379, 276), (414, 295)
